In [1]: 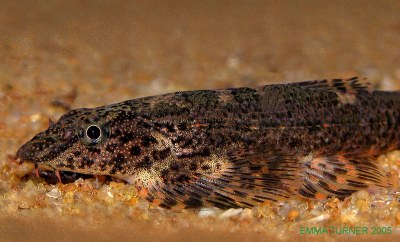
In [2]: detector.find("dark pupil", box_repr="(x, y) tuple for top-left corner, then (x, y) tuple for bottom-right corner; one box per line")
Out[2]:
(87, 125), (101, 140)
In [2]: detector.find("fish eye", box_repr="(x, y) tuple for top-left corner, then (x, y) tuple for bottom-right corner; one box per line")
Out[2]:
(80, 122), (109, 146)
(86, 125), (101, 141)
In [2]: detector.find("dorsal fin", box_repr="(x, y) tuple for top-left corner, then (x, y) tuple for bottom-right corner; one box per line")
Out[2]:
(289, 77), (372, 94)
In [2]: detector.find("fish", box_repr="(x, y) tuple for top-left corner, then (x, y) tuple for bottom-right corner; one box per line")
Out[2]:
(15, 77), (399, 209)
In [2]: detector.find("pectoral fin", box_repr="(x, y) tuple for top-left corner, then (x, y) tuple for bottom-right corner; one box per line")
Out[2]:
(298, 153), (388, 200)
(132, 150), (389, 209)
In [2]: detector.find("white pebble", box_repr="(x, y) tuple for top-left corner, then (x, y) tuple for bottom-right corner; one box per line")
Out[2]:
(306, 213), (331, 222)
(107, 191), (114, 198)
(219, 208), (243, 219)
(198, 208), (218, 218)
(46, 187), (62, 199)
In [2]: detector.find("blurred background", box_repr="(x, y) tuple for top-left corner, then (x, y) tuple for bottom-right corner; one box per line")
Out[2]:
(1, 0), (400, 241)
(1, 0), (400, 106)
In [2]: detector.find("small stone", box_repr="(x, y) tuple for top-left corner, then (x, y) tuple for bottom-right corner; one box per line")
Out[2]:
(287, 209), (299, 221)
(219, 208), (243, 219)
(46, 187), (62, 199)
(340, 209), (359, 224)
(198, 208), (218, 218)
(63, 191), (75, 204)
(97, 185), (114, 204)
(356, 190), (369, 200)
(255, 204), (275, 218)
(74, 178), (85, 186)
(240, 208), (253, 220)
(306, 213), (331, 223)
(325, 198), (340, 208)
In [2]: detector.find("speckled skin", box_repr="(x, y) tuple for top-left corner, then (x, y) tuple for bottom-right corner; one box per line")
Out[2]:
(16, 77), (400, 208)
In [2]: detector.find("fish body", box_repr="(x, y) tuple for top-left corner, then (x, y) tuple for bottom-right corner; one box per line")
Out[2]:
(16, 77), (400, 208)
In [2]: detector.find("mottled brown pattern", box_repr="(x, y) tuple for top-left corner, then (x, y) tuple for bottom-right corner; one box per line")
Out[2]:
(16, 77), (400, 209)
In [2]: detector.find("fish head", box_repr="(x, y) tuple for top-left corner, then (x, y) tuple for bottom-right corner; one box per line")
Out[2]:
(15, 103), (163, 179)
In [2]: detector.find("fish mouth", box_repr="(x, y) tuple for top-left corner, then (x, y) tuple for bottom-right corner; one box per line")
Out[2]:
(15, 146), (106, 184)
(15, 143), (125, 185)
(15, 142), (34, 165)
(15, 135), (128, 184)
(15, 142), (55, 175)
(15, 139), (44, 165)
(15, 128), (63, 165)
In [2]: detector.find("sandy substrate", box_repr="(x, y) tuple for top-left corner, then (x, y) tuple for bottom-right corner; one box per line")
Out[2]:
(1, 0), (400, 241)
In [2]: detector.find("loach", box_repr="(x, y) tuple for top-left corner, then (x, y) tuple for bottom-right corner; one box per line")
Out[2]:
(15, 77), (399, 209)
